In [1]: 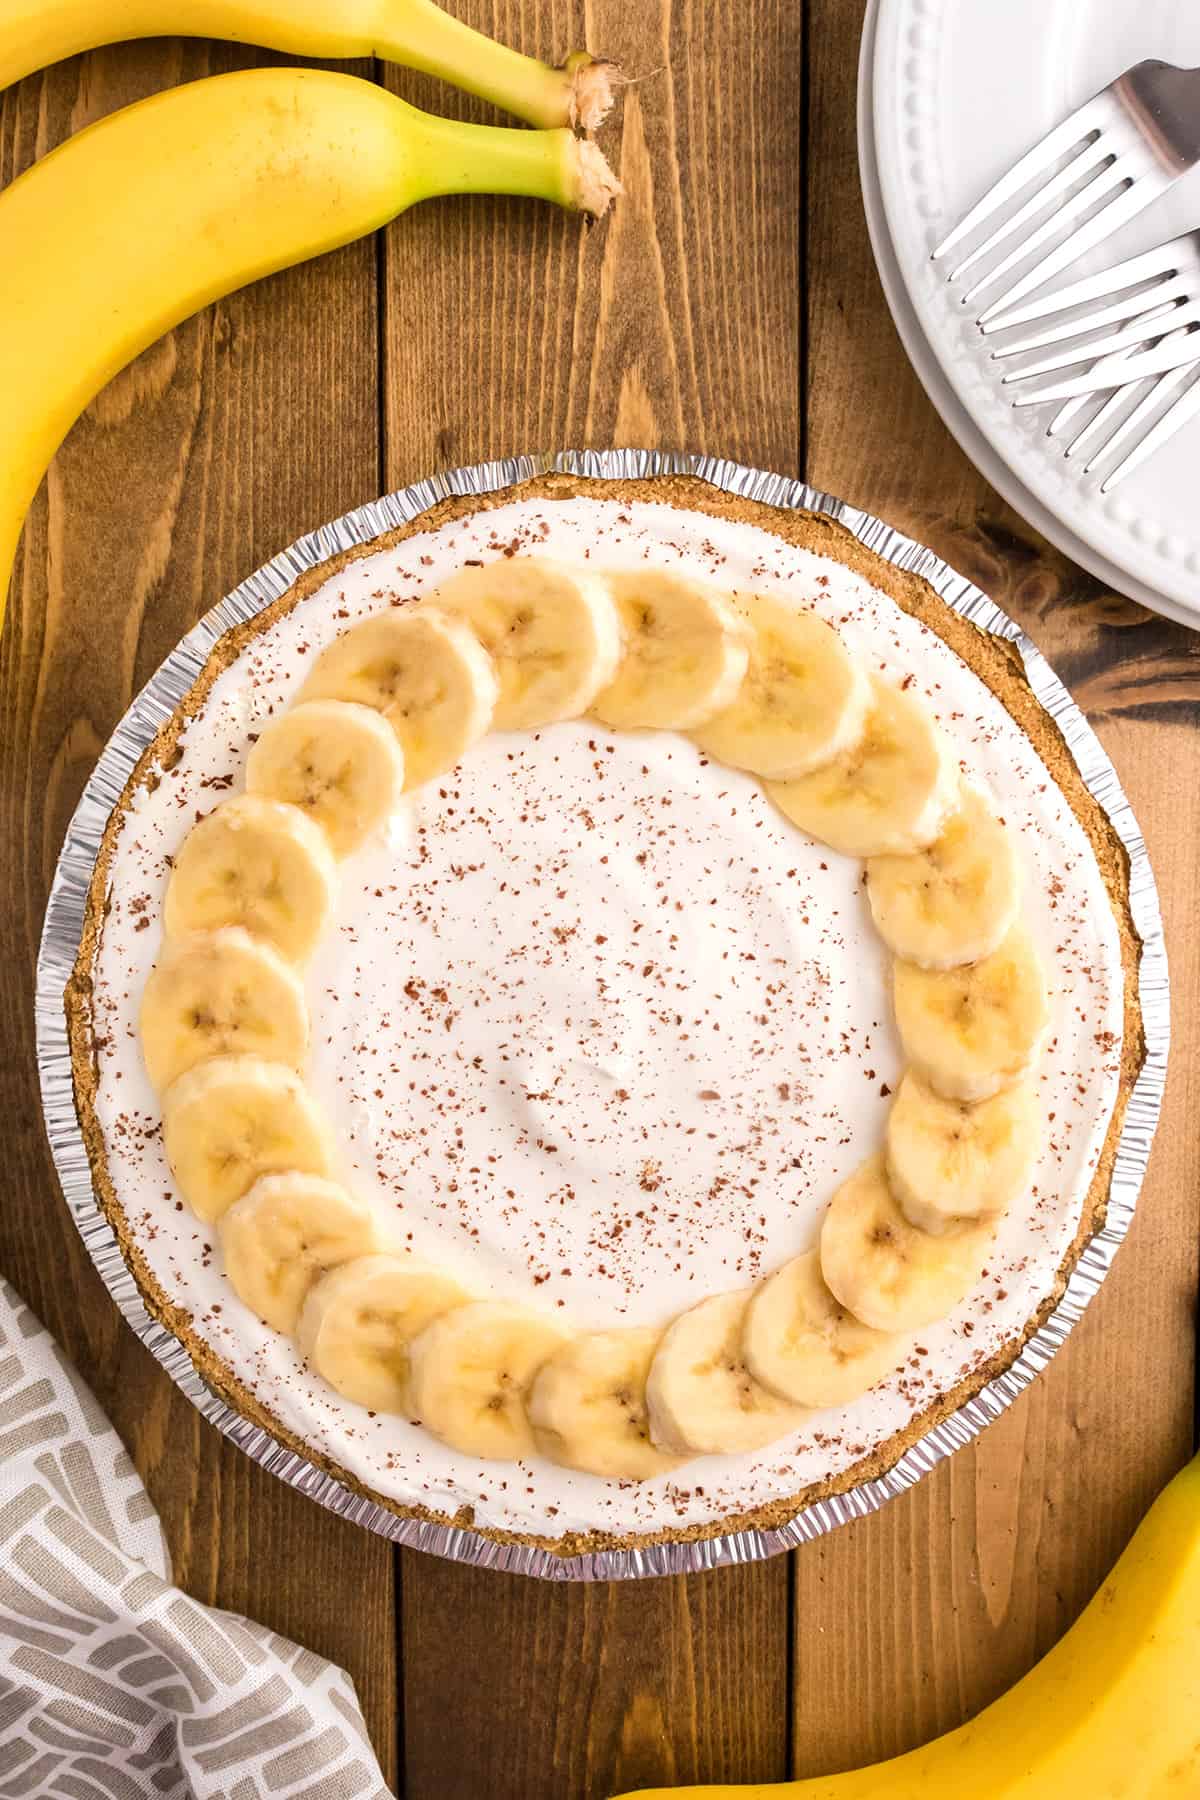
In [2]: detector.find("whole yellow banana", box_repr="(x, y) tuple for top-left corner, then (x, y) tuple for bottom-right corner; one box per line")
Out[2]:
(616, 1449), (1200, 1799)
(1, 0), (613, 131)
(0, 67), (616, 625)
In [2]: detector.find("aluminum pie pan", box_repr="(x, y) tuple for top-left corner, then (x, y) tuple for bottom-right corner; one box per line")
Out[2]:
(34, 448), (1169, 1582)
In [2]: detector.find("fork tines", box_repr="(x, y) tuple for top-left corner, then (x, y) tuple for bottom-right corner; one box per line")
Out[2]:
(986, 231), (1200, 397)
(932, 60), (1199, 324)
(1043, 313), (1200, 491)
(981, 235), (1200, 490)
(980, 240), (1187, 337)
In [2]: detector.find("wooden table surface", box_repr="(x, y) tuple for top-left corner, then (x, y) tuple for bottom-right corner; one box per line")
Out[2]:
(2, 5), (1198, 1795)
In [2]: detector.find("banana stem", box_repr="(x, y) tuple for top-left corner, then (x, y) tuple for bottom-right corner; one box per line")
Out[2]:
(0, 70), (620, 628)
(400, 104), (615, 213)
(377, 0), (611, 130)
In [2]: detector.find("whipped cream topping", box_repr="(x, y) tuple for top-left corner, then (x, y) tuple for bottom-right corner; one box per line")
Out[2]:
(86, 496), (1125, 1540)
(322, 727), (884, 1325)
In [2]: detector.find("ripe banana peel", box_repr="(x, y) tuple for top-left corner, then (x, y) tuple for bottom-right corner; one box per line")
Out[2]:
(615, 1449), (1200, 1799)
(0, 68), (617, 626)
(1, 0), (613, 132)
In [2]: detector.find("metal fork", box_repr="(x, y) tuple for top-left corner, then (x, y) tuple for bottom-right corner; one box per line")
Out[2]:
(1044, 315), (1200, 491)
(980, 238), (1200, 487)
(1047, 348), (1200, 490)
(932, 61), (1200, 324)
(985, 229), (1200, 386)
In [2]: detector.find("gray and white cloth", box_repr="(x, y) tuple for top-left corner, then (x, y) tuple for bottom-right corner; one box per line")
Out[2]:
(0, 1276), (392, 1799)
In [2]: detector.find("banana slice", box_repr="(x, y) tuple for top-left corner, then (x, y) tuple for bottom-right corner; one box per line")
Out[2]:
(299, 605), (497, 790)
(691, 596), (869, 779)
(527, 1328), (685, 1480)
(219, 1173), (379, 1334)
(430, 557), (622, 730)
(590, 572), (750, 731)
(820, 1154), (996, 1334)
(893, 924), (1050, 1102)
(645, 1289), (806, 1457)
(139, 927), (308, 1093)
(866, 784), (1021, 969)
(297, 1254), (468, 1414)
(162, 1054), (333, 1222)
(742, 1251), (907, 1408)
(406, 1301), (567, 1460)
(767, 676), (959, 857)
(163, 795), (336, 963)
(245, 699), (403, 856)
(886, 1072), (1041, 1235)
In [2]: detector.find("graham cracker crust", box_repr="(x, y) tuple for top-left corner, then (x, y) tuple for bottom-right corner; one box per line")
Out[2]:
(64, 473), (1145, 1558)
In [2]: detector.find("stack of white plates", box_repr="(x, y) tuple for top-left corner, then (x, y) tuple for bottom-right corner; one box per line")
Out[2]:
(860, 0), (1200, 627)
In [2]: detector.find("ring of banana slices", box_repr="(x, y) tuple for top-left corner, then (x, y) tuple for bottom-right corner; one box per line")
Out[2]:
(139, 559), (1050, 1481)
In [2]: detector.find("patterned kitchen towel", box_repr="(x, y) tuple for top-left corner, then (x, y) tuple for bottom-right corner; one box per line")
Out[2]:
(0, 1275), (392, 1799)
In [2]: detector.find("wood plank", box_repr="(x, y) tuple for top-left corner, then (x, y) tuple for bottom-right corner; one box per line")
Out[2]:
(402, 1560), (788, 1799)
(793, 0), (1200, 1776)
(0, 40), (398, 1785)
(380, 0), (801, 484)
(384, 3), (801, 1795)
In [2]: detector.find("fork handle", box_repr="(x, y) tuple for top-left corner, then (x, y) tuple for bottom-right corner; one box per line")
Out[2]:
(1116, 62), (1200, 172)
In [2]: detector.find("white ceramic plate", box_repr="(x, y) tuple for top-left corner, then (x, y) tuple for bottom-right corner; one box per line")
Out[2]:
(856, 0), (1200, 627)
(869, 0), (1200, 625)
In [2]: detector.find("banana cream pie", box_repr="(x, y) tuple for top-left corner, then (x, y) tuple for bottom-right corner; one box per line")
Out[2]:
(67, 474), (1140, 1553)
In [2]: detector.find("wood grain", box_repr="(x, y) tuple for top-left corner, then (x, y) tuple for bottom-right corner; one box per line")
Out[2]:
(792, 0), (1200, 1776)
(0, 40), (398, 1786)
(380, 0), (801, 480)
(383, 4), (799, 1796)
(401, 1559), (788, 1799)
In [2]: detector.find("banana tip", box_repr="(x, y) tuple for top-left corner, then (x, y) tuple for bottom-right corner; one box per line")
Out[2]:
(576, 139), (621, 218)
(568, 59), (619, 134)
